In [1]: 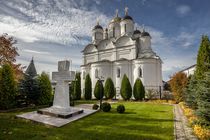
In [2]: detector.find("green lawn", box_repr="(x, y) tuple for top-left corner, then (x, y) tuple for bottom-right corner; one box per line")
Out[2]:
(0, 102), (174, 140)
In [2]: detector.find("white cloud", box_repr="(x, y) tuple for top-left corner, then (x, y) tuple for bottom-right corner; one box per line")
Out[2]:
(0, 0), (110, 45)
(176, 5), (191, 16)
(22, 49), (50, 54)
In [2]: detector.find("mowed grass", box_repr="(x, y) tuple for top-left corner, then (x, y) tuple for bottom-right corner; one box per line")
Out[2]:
(0, 102), (174, 140)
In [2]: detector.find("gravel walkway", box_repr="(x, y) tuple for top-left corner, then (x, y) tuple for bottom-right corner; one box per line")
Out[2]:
(174, 104), (198, 140)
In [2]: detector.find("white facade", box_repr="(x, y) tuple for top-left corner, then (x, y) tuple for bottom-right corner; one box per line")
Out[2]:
(81, 9), (162, 98)
(180, 64), (196, 77)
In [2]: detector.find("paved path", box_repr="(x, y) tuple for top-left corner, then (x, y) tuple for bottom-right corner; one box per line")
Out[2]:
(174, 104), (198, 140)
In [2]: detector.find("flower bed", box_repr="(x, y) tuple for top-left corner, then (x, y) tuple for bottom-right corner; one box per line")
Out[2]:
(179, 102), (210, 140)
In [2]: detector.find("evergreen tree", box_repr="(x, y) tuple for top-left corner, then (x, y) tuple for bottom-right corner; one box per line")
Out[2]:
(184, 75), (198, 109)
(196, 71), (210, 124)
(37, 72), (52, 105)
(73, 72), (81, 100)
(0, 64), (17, 109)
(195, 35), (210, 80)
(19, 75), (40, 105)
(94, 80), (104, 100)
(120, 74), (132, 100)
(84, 74), (92, 100)
(104, 78), (115, 99)
(133, 78), (145, 100)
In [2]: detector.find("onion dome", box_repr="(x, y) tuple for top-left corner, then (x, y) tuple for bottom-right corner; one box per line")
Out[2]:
(93, 24), (103, 30)
(141, 30), (150, 37)
(123, 15), (133, 20)
(133, 29), (141, 34)
(110, 16), (121, 23)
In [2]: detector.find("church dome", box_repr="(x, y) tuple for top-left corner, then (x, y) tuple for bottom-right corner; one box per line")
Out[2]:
(141, 31), (150, 37)
(110, 17), (121, 23)
(93, 24), (103, 30)
(133, 29), (141, 34)
(123, 15), (133, 21)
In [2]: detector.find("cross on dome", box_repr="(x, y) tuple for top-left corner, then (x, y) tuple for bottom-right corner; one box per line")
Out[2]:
(115, 9), (119, 17)
(125, 7), (128, 15)
(96, 18), (99, 25)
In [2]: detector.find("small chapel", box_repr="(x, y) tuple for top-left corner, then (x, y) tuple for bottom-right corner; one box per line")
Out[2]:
(81, 8), (162, 98)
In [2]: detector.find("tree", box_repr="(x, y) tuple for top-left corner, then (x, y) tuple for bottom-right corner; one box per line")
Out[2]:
(73, 72), (81, 100)
(37, 72), (52, 105)
(120, 74), (132, 100)
(0, 64), (17, 109)
(19, 72), (40, 105)
(194, 35), (210, 80)
(94, 80), (104, 100)
(133, 78), (145, 100)
(104, 78), (115, 99)
(84, 74), (92, 100)
(196, 71), (210, 124)
(169, 72), (188, 103)
(184, 75), (198, 109)
(0, 34), (23, 80)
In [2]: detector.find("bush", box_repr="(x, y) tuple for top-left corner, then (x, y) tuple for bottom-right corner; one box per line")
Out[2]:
(120, 74), (132, 100)
(92, 104), (99, 110)
(133, 78), (145, 100)
(117, 104), (125, 113)
(85, 74), (92, 100)
(145, 89), (157, 100)
(104, 78), (115, 99)
(101, 102), (111, 112)
(169, 72), (188, 103)
(94, 80), (104, 100)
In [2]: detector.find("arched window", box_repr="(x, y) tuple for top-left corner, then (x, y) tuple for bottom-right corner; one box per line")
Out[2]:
(138, 67), (142, 78)
(117, 68), (121, 78)
(124, 24), (127, 33)
(113, 27), (115, 37)
(95, 69), (98, 78)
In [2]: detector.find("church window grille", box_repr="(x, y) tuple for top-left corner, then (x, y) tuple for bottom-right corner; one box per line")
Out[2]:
(95, 69), (98, 78)
(117, 68), (121, 78)
(138, 67), (142, 78)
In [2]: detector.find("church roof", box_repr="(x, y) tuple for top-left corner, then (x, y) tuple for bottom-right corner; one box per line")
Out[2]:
(141, 31), (150, 37)
(133, 29), (141, 34)
(25, 58), (37, 77)
(123, 15), (133, 21)
(93, 24), (103, 30)
(110, 16), (121, 23)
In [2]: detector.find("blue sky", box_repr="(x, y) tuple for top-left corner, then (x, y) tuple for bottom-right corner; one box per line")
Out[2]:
(0, 0), (210, 81)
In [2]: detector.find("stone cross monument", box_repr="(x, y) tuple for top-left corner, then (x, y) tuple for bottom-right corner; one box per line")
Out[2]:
(37, 60), (83, 118)
(52, 60), (73, 110)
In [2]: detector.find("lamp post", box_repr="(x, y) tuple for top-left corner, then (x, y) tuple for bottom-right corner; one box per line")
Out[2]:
(96, 76), (104, 109)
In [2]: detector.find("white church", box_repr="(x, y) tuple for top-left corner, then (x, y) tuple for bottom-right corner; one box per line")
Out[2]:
(81, 8), (162, 98)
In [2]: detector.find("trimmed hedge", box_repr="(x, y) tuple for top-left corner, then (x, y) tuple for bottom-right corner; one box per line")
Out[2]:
(117, 104), (125, 113)
(101, 102), (111, 112)
(120, 74), (132, 100)
(92, 104), (99, 110)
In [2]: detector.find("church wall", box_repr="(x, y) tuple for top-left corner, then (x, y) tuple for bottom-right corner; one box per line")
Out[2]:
(113, 60), (131, 98)
(81, 65), (91, 96)
(84, 53), (97, 64)
(90, 62), (112, 98)
(133, 58), (162, 90)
